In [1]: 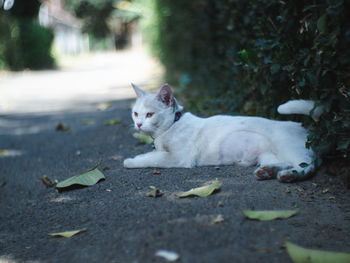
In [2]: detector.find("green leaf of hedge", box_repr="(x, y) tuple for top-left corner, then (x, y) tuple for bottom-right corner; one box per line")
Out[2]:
(285, 240), (350, 263)
(336, 140), (350, 151)
(270, 64), (280, 74)
(317, 14), (328, 34)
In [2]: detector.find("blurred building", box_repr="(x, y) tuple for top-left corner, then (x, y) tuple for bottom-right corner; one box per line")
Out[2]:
(39, 0), (89, 55)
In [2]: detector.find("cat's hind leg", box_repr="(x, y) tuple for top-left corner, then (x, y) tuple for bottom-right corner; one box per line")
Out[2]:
(254, 152), (292, 180)
(275, 145), (315, 182)
(277, 164), (315, 183)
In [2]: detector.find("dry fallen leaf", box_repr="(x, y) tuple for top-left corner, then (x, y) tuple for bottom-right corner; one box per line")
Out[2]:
(49, 228), (87, 238)
(56, 123), (70, 131)
(242, 209), (299, 221)
(40, 176), (56, 187)
(210, 214), (224, 225)
(178, 178), (221, 198)
(322, 189), (329, 194)
(285, 240), (350, 263)
(146, 186), (163, 198)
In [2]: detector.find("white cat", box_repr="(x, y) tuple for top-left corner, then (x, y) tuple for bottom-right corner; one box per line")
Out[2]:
(123, 83), (321, 182)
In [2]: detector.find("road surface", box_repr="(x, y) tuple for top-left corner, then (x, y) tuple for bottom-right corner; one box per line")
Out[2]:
(0, 49), (349, 263)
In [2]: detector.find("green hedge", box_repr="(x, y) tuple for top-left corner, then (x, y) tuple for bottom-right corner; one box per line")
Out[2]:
(151, 0), (350, 167)
(0, 14), (55, 70)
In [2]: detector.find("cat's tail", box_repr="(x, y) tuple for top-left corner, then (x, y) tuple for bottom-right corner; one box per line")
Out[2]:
(277, 100), (323, 121)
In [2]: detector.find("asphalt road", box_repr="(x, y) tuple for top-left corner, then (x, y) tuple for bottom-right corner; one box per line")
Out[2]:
(1, 51), (350, 263)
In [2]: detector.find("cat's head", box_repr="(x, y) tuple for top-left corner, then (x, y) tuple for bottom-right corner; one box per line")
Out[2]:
(131, 83), (183, 138)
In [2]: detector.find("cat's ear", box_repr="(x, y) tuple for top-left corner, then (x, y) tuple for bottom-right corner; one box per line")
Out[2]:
(173, 98), (184, 112)
(131, 83), (146, 98)
(157, 83), (174, 107)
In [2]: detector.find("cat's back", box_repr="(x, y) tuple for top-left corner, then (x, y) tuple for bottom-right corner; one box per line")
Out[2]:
(198, 114), (306, 141)
(166, 112), (305, 142)
(204, 114), (287, 128)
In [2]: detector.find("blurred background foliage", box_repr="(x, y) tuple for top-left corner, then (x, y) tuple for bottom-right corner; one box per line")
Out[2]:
(136, 0), (350, 169)
(65, 0), (116, 50)
(0, 0), (55, 70)
(1, 0), (350, 171)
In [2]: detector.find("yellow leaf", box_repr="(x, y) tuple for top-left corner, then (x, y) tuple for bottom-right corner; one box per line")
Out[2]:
(49, 228), (87, 238)
(242, 209), (299, 221)
(286, 240), (350, 263)
(178, 178), (221, 198)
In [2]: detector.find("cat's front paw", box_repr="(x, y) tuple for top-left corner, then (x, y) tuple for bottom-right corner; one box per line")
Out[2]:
(123, 158), (135, 168)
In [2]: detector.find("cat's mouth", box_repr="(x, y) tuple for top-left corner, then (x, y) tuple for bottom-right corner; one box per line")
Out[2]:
(137, 127), (146, 133)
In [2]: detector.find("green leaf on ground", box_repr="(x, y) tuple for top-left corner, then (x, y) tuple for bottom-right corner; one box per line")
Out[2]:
(103, 118), (122, 126)
(79, 120), (95, 125)
(133, 133), (153, 144)
(49, 228), (87, 238)
(0, 149), (5, 156)
(285, 240), (350, 263)
(146, 186), (163, 198)
(178, 178), (221, 198)
(56, 162), (105, 190)
(242, 209), (299, 221)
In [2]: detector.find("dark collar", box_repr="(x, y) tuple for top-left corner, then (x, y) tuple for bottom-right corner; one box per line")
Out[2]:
(174, 111), (182, 122)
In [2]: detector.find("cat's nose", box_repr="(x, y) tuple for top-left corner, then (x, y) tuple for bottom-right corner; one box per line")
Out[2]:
(137, 123), (142, 128)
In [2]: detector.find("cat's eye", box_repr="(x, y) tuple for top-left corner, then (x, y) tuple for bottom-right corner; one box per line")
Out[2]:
(146, 112), (154, 118)
(134, 112), (138, 117)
